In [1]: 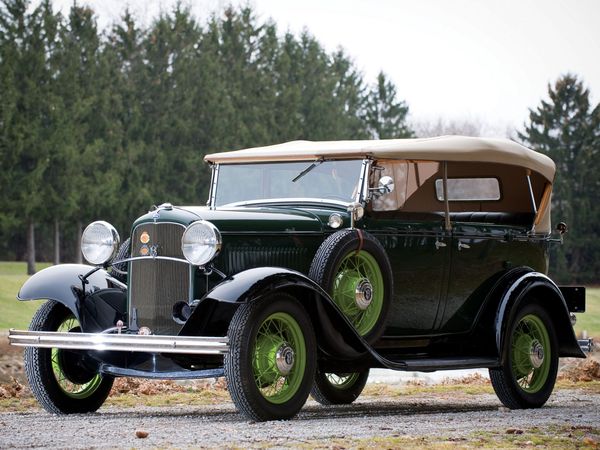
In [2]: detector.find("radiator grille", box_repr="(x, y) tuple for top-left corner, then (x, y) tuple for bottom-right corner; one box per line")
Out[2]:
(129, 223), (190, 335)
(219, 246), (308, 274)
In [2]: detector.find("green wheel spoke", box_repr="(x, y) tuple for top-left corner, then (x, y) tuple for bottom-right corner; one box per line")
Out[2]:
(50, 314), (103, 399)
(510, 314), (552, 394)
(252, 311), (307, 404)
(331, 250), (385, 336)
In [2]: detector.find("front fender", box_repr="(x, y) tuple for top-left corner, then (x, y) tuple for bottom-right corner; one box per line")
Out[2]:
(18, 264), (126, 331)
(182, 267), (369, 359)
(496, 271), (585, 359)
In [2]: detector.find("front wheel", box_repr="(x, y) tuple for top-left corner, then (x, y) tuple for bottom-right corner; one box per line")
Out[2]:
(224, 293), (316, 421)
(311, 368), (369, 405)
(489, 302), (558, 409)
(24, 300), (114, 414)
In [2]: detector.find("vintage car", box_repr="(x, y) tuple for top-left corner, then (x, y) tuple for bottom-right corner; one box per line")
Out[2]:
(9, 136), (591, 421)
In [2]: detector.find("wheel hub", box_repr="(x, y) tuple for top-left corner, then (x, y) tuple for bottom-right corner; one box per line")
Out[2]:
(355, 279), (373, 310)
(275, 345), (295, 375)
(529, 340), (545, 369)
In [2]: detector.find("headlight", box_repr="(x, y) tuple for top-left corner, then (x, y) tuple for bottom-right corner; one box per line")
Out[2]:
(81, 221), (120, 265)
(181, 220), (222, 266)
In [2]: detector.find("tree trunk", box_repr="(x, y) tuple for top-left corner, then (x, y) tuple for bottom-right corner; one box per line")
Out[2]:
(54, 219), (60, 265)
(26, 220), (36, 275)
(75, 220), (83, 264)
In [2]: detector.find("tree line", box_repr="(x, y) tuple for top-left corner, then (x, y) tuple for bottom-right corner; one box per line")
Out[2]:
(0, 0), (412, 273)
(1, 1), (598, 283)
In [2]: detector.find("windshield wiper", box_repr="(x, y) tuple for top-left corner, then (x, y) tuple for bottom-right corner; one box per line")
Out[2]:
(292, 158), (324, 183)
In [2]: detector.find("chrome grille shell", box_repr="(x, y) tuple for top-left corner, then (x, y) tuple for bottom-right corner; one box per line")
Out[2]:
(129, 222), (191, 335)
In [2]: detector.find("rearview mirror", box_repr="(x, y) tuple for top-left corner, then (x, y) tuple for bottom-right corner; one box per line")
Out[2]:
(378, 176), (395, 195)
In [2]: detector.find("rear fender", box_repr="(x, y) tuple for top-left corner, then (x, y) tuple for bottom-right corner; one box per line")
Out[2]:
(495, 271), (585, 360)
(18, 264), (126, 332)
(182, 267), (368, 359)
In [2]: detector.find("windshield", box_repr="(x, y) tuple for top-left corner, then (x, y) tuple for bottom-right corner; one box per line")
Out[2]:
(214, 160), (364, 206)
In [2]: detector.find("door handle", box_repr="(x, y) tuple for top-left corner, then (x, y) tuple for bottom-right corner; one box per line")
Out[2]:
(458, 241), (471, 251)
(435, 240), (447, 250)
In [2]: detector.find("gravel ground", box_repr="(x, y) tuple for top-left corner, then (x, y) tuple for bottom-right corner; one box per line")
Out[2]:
(1, 389), (598, 449)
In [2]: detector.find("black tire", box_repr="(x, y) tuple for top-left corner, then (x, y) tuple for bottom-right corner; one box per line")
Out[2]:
(309, 229), (392, 343)
(24, 300), (114, 414)
(311, 368), (369, 405)
(111, 237), (130, 283)
(224, 293), (316, 421)
(489, 302), (558, 409)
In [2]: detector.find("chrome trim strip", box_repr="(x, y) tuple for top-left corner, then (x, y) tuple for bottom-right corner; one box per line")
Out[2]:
(116, 255), (189, 265)
(8, 329), (229, 355)
(357, 159), (369, 203)
(209, 164), (219, 209)
(221, 198), (350, 208)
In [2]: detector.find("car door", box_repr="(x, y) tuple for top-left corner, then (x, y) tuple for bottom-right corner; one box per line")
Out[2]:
(364, 214), (450, 335)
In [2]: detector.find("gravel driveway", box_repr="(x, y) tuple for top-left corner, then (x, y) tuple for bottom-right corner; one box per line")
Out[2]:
(1, 388), (598, 448)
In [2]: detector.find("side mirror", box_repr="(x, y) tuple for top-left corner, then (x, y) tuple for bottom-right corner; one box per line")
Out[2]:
(556, 222), (568, 234)
(377, 176), (395, 195)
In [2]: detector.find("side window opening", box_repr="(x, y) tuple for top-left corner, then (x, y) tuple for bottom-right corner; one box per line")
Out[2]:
(434, 178), (501, 202)
(371, 161), (439, 211)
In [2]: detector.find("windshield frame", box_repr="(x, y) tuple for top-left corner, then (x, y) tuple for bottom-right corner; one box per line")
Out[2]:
(207, 159), (370, 209)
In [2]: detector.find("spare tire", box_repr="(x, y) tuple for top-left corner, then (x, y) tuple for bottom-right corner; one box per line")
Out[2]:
(309, 229), (392, 343)
(111, 237), (130, 284)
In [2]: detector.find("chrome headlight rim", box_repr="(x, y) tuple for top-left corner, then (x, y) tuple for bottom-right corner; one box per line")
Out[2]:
(181, 220), (222, 266)
(81, 221), (120, 265)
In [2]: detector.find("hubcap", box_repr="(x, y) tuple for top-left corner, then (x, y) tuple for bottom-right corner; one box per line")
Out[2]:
(275, 345), (295, 375)
(530, 341), (544, 369)
(355, 279), (373, 310)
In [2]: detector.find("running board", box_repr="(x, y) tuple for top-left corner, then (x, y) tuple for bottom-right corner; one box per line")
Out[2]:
(398, 357), (500, 372)
(8, 329), (229, 355)
(100, 365), (225, 379)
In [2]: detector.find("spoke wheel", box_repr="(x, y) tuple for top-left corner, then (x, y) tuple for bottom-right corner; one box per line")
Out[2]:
(24, 300), (114, 414)
(309, 229), (392, 343)
(225, 293), (316, 421)
(311, 368), (369, 405)
(333, 251), (384, 336)
(490, 302), (558, 409)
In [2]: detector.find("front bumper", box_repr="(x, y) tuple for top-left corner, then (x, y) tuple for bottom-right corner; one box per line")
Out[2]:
(8, 329), (229, 355)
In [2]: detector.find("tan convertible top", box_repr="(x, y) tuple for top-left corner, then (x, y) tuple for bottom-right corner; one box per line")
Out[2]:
(205, 136), (555, 181)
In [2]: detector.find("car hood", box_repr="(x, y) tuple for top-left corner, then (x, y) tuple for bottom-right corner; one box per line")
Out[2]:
(131, 205), (335, 234)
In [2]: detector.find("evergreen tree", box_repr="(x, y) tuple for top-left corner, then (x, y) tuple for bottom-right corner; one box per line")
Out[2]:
(364, 71), (413, 139)
(519, 74), (600, 283)
(0, 0), (61, 273)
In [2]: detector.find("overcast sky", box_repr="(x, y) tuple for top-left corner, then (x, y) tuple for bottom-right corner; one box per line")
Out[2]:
(45, 0), (600, 136)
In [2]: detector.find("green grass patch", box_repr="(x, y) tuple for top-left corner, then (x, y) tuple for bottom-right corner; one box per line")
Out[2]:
(574, 287), (600, 339)
(0, 262), (50, 330)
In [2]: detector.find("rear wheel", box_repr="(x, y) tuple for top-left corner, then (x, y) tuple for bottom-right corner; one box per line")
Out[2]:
(24, 300), (114, 414)
(224, 294), (316, 421)
(489, 303), (558, 409)
(311, 368), (369, 405)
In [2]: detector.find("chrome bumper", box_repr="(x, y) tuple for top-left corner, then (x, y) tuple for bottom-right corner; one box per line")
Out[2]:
(8, 329), (229, 355)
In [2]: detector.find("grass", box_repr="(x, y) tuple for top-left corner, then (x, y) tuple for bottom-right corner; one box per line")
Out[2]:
(0, 262), (50, 330)
(296, 424), (600, 449)
(574, 287), (600, 339)
(0, 261), (598, 338)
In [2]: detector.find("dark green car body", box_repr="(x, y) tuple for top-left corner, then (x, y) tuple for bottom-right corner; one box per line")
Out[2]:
(10, 137), (590, 420)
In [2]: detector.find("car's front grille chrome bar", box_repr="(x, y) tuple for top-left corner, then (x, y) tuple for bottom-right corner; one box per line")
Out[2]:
(8, 329), (229, 355)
